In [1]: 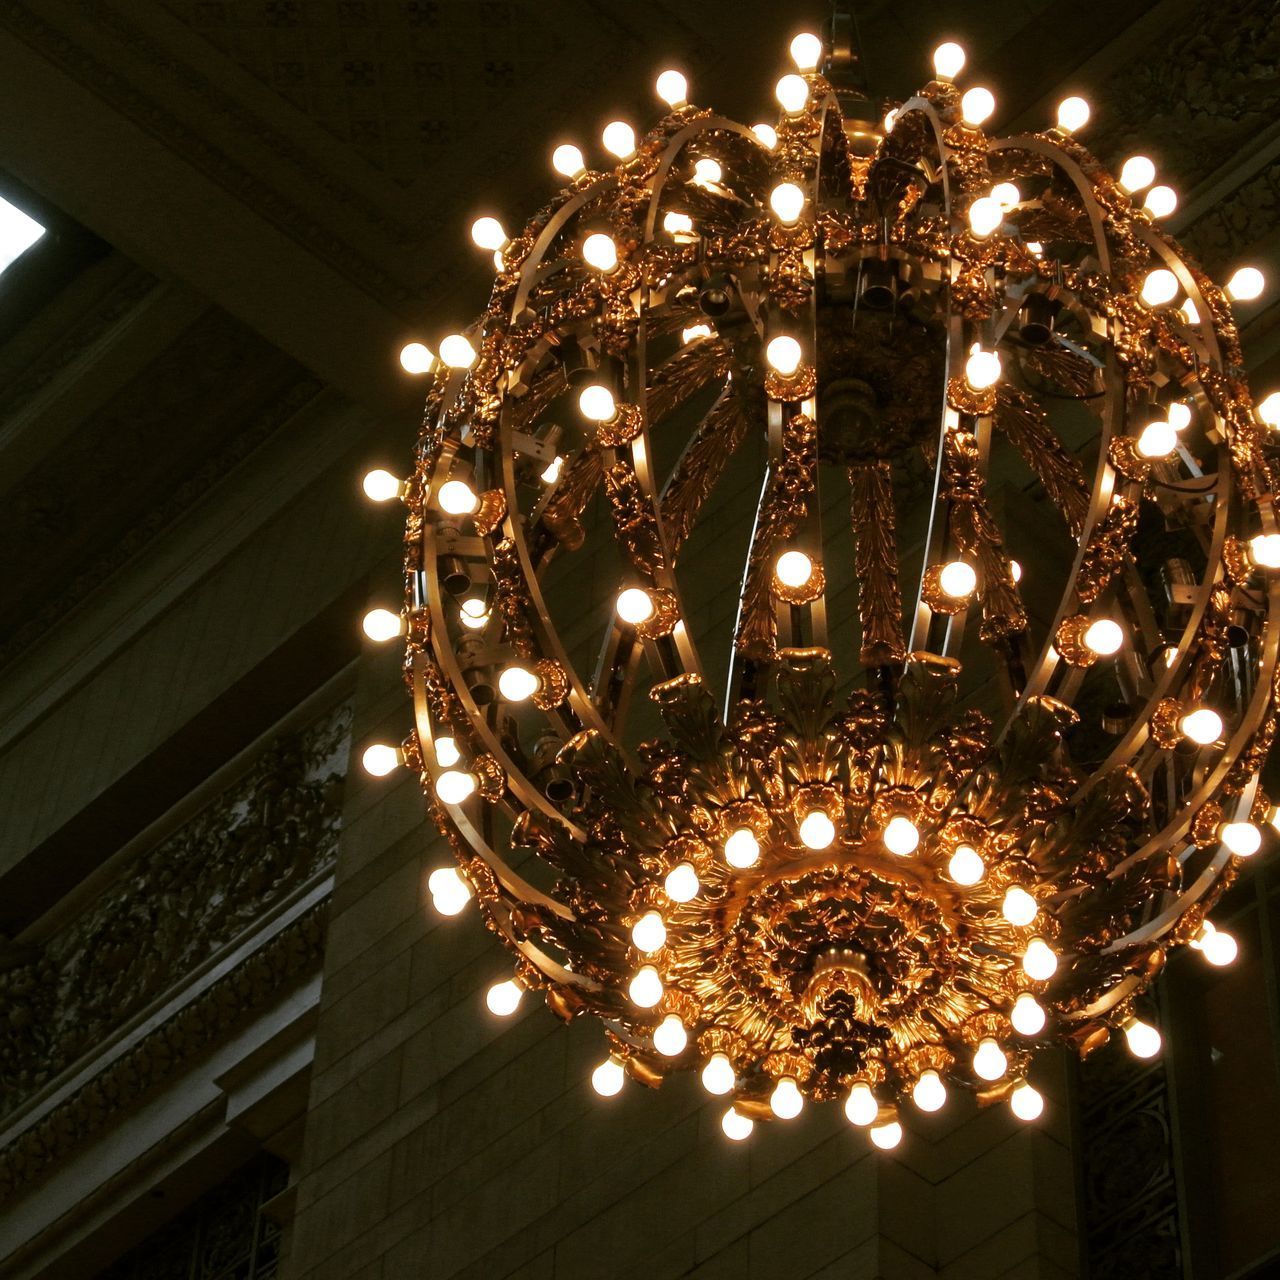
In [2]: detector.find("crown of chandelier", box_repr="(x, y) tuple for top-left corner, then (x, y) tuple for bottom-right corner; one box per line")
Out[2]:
(362, 28), (1280, 1147)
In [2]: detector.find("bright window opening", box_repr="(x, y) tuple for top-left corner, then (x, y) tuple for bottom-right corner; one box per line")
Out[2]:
(0, 195), (45, 276)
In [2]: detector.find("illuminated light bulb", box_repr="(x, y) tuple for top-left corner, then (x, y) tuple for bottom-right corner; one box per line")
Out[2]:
(1123, 1017), (1161, 1059)
(775, 549), (813, 588)
(1144, 185), (1177, 218)
(939, 559), (977, 598)
(770, 1076), (804, 1119)
(1249, 532), (1280, 568)
(631, 911), (667, 953)
(434, 737), (461, 768)
(883, 108), (899, 133)
(362, 608), (401, 642)
(870, 1120), (903, 1150)
(551, 143), (585, 178)
(883, 815), (920, 856)
(469, 216), (507, 251)
(435, 769), (477, 805)
(1201, 927), (1238, 967)
(1257, 392), (1280, 429)
(1010, 559), (1023, 583)
(361, 744), (399, 777)
(655, 69), (688, 108)
(1221, 821), (1262, 857)
(438, 333), (477, 368)
(702, 1052), (736, 1095)
(1140, 269), (1179, 307)
(1010, 1082), (1044, 1121)
(1002, 886), (1039, 927)
(968, 196), (1003, 238)
(437, 479), (479, 515)
(972, 1037), (1008, 1081)
(1167, 401), (1192, 431)
(498, 665), (540, 703)
(1084, 618), (1124, 656)
(591, 1056), (625, 1096)
(428, 867), (471, 915)
(692, 157), (723, 186)
(1181, 298), (1201, 325)
(722, 1107), (754, 1141)
(1022, 937), (1058, 981)
(949, 844), (985, 885)
(964, 347), (1002, 389)
(775, 73), (810, 114)
(1025, 241), (1044, 257)
(1056, 96), (1090, 132)
(769, 182), (806, 225)
(492, 249), (504, 272)
(682, 323), (713, 344)
(628, 965), (664, 1008)
(912, 1069), (947, 1112)
(458, 597), (489, 630)
(582, 232), (619, 272)
(578, 384), (618, 422)
(362, 468), (400, 502)
(654, 1014), (688, 1056)
(486, 979), (522, 1016)
(1227, 266), (1265, 301)
(1011, 993), (1047, 1036)
(540, 455), (563, 485)
(960, 86), (995, 126)
(845, 1082), (878, 1126)
(724, 827), (760, 869)
(790, 31), (823, 70)
(1136, 420), (1177, 459)
(991, 181), (1020, 209)
(602, 120), (636, 159)
(617, 587), (655, 624)
(932, 41), (965, 81)
(1118, 155), (1156, 194)
(799, 810), (836, 850)
(766, 334), (803, 374)
(751, 122), (778, 149)
(663, 210), (694, 237)
(1273, 805), (1280, 834)
(1180, 707), (1223, 745)
(664, 862), (700, 902)
(399, 341), (435, 374)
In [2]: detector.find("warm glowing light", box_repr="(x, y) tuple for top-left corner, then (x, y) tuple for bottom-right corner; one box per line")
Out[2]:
(470, 216), (507, 251)
(1010, 1082), (1044, 1121)
(1118, 155), (1156, 194)
(870, 1120), (903, 1150)
(1200, 925), (1239, 967)
(949, 844), (985, 885)
(1227, 266), (1265, 301)
(912, 1069), (946, 1112)
(552, 143), (586, 178)
(438, 479), (479, 515)
(438, 333), (477, 368)
(582, 232), (619, 272)
(973, 1037), (1008, 1081)
(399, 341), (435, 374)
(617, 588), (655, 625)
(1084, 618), (1124, 656)
(790, 31), (823, 70)
(724, 827), (760, 869)
(770, 1076), (804, 1119)
(883, 108), (898, 133)
(592, 1056), (625, 1096)
(1258, 392), (1280, 429)
(663, 211), (694, 237)
(498, 665), (540, 703)
(486, 979), (522, 1016)
(1181, 298), (1201, 325)
(722, 1107), (754, 1141)
(939, 560), (977, 598)
(654, 1014), (688, 1056)
(629, 965), (664, 1007)
(992, 181), (1020, 209)
(434, 737), (460, 768)
(800, 810), (836, 850)
(775, 73), (810, 114)
(579, 384), (618, 422)
(1002, 886), (1039, 927)
(1249, 534), (1280, 569)
(631, 910), (667, 953)
(691, 157), (723, 187)
(602, 120), (636, 159)
(458, 597), (489, 630)
(884, 815), (920, 856)
(960, 87), (995, 126)
(751, 123), (778, 149)
(965, 347), (1002, 389)
(540, 455), (563, 485)
(1022, 938), (1058, 981)
(1144, 185), (1177, 218)
(1136, 420), (1177, 459)
(775, 549), (814, 587)
(362, 468), (400, 502)
(1167, 401), (1192, 431)
(655, 69), (688, 108)
(932, 41), (965, 80)
(1221, 821), (1262, 857)
(968, 196), (1003, 238)
(1180, 707), (1223, 745)
(1123, 1017), (1161, 1059)
(682, 323), (713, 344)
(1056, 96), (1090, 132)
(702, 1052), (736, 1095)
(435, 769), (477, 805)
(664, 863), (700, 902)
(769, 182), (806, 225)
(428, 866), (471, 916)
(362, 608), (401, 642)
(1011, 993), (1046, 1036)
(1010, 559), (1023, 583)
(1140, 269), (1178, 307)
(845, 1082), (878, 1126)
(362, 744), (399, 777)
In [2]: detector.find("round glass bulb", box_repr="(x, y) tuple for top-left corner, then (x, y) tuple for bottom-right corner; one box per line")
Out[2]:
(1118, 155), (1156, 193)
(973, 1037), (1008, 1081)
(655, 69), (688, 107)
(663, 211), (694, 237)
(664, 862), (700, 902)
(775, 549), (813, 587)
(399, 341), (435, 374)
(437, 479), (478, 515)
(965, 347), (1002, 389)
(602, 120), (636, 159)
(1010, 559), (1023, 583)
(770, 1076), (804, 1119)
(870, 1120), (903, 1150)
(765, 334), (803, 374)
(1144, 185), (1177, 218)
(540, 456), (562, 485)
(692, 157), (723, 186)
(1011, 993), (1047, 1036)
(883, 108), (898, 133)
(591, 1056), (625, 1096)
(790, 31), (823, 70)
(775, 73), (810, 114)
(498, 665), (540, 703)
(628, 965), (664, 1008)
(435, 769), (477, 805)
(361, 744), (399, 777)
(682, 323), (713, 344)
(1227, 266), (1265, 301)
(1084, 618), (1124, 656)
(702, 1052), (735, 1095)
(434, 736), (461, 768)
(1181, 298), (1201, 325)
(751, 123), (778, 149)
(438, 333), (477, 368)
(617, 587), (655, 624)
(578, 384), (617, 422)
(724, 827), (760, 869)
(1136, 420), (1177, 459)
(1202, 928), (1238, 967)
(582, 232), (618, 272)
(1140, 269), (1179, 307)
(1167, 401), (1192, 431)
(769, 182), (806, 225)
(884, 815), (920, 856)
(960, 86), (995, 126)
(1221, 821), (1262, 857)
(939, 560), (977, 598)
(1022, 937), (1058, 981)
(362, 468), (400, 502)
(1180, 707), (1223, 745)
(1010, 1082), (1044, 1121)
(932, 41), (965, 80)
(362, 608), (401, 642)
(1002, 886), (1039, 927)
(991, 181), (1020, 209)
(631, 911), (667, 953)
(469, 216), (507, 251)
(486, 979), (522, 1016)
(912, 1069), (947, 1112)
(654, 1014), (688, 1056)
(1056, 96), (1090, 132)
(428, 867), (471, 916)
(949, 844), (985, 885)
(1258, 392), (1280, 429)
(845, 1082), (878, 1126)
(551, 143), (585, 177)
(722, 1107), (754, 1141)
(458, 597), (489, 630)
(1249, 534), (1280, 569)
(1124, 1018), (1161, 1059)
(799, 810), (836, 850)
(968, 196), (1003, 238)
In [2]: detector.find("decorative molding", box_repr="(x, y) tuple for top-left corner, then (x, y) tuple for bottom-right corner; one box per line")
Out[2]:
(1183, 157), (1280, 275)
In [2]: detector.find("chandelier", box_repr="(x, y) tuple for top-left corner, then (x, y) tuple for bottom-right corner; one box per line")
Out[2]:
(361, 27), (1280, 1147)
